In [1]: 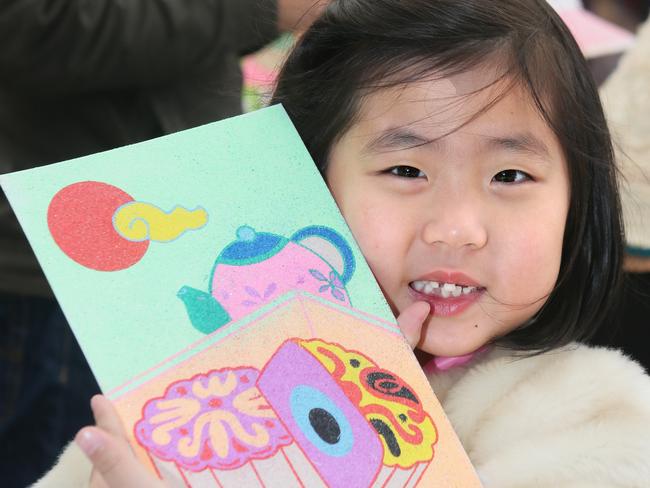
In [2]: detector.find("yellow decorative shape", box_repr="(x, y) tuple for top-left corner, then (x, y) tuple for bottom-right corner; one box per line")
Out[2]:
(192, 371), (237, 399)
(177, 410), (270, 458)
(232, 387), (276, 418)
(113, 202), (207, 242)
(150, 397), (201, 446)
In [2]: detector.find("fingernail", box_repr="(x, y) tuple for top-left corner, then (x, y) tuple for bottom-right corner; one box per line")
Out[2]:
(420, 303), (432, 320)
(90, 394), (103, 415)
(76, 429), (103, 456)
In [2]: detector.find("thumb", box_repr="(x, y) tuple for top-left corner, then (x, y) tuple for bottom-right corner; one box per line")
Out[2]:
(75, 396), (164, 488)
(397, 301), (431, 349)
(76, 427), (159, 488)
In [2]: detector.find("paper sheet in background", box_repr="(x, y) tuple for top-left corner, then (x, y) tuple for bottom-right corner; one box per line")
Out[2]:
(547, 0), (635, 58)
(0, 105), (481, 487)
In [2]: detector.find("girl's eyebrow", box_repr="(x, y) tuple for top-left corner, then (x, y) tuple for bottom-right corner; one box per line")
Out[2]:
(364, 127), (551, 161)
(483, 133), (551, 160)
(363, 127), (436, 154)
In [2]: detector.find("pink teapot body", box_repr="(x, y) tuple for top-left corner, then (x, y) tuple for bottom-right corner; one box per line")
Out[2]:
(178, 226), (355, 334)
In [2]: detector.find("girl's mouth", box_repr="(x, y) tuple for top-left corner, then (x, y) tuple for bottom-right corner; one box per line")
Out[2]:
(411, 280), (483, 298)
(409, 280), (485, 316)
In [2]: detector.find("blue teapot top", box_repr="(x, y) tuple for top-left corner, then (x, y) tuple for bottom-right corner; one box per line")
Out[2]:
(217, 226), (288, 265)
(214, 225), (356, 284)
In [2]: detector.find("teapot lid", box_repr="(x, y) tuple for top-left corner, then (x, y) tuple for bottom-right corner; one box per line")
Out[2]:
(217, 226), (287, 265)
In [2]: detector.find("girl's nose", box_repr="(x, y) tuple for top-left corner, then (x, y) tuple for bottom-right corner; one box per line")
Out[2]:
(420, 198), (488, 250)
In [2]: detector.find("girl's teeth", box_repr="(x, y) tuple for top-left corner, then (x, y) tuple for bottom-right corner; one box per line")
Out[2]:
(412, 280), (479, 298)
(423, 281), (438, 294)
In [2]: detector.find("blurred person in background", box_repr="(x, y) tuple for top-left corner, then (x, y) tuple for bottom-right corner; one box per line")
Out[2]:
(581, 0), (650, 372)
(0, 1), (326, 486)
(584, 0), (648, 30)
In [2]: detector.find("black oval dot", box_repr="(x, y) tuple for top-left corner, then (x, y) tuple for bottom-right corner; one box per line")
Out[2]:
(309, 408), (341, 445)
(349, 359), (360, 368)
(378, 380), (398, 390)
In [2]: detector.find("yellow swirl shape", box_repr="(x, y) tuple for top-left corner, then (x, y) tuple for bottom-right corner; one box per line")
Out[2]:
(300, 339), (438, 468)
(113, 202), (208, 242)
(232, 387), (277, 418)
(192, 370), (237, 399)
(178, 409), (270, 458)
(148, 385), (276, 458)
(151, 398), (201, 446)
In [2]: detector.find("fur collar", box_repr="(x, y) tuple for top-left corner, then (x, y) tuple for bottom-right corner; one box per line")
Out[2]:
(428, 343), (650, 487)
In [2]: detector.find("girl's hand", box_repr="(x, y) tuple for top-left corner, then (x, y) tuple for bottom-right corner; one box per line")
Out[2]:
(396, 301), (431, 349)
(75, 395), (166, 488)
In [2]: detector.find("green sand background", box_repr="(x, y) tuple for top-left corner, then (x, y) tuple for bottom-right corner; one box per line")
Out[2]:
(1, 105), (393, 391)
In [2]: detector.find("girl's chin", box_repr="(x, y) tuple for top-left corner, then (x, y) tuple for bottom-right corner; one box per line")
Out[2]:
(418, 317), (490, 358)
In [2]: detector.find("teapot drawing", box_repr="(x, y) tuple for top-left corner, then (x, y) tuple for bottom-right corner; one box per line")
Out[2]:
(178, 225), (356, 334)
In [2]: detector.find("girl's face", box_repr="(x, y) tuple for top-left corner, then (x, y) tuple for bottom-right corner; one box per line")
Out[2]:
(326, 73), (570, 357)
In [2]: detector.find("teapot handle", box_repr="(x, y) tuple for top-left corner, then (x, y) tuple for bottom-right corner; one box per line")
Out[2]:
(291, 226), (356, 284)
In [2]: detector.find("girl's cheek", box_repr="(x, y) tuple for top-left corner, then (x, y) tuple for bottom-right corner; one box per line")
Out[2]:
(498, 227), (563, 300)
(348, 203), (404, 291)
(346, 198), (389, 252)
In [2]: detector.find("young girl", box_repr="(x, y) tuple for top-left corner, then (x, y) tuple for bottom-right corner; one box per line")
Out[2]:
(35, 0), (650, 486)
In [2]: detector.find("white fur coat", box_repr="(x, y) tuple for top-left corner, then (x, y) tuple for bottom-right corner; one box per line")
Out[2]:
(429, 344), (650, 487)
(34, 343), (650, 487)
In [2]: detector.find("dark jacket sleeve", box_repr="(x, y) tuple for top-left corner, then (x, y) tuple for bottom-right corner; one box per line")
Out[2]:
(0, 0), (278, 91)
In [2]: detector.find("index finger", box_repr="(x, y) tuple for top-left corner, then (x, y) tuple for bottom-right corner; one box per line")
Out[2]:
(397, 301), (431, 348)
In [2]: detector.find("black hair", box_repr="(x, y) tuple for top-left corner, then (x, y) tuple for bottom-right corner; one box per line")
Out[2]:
(271, 0), (624, 353)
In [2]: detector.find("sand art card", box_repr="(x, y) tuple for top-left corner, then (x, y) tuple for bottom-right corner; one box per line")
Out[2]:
(0, 105), (481, 487)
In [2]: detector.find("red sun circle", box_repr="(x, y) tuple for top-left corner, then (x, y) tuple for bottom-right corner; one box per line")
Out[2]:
(47, 181), (149, 271)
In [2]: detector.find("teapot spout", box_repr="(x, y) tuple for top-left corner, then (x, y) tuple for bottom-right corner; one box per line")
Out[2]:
(177, 286), (231, 334)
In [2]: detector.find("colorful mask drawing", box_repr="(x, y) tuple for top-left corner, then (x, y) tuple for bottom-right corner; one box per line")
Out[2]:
(134, 338), (437, 488)
(47, 180), (208, 271)
(178, 225), (356, 334)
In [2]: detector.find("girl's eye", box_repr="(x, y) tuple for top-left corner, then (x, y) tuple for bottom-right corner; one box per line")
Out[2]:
(492, 169), (532, 184)
(388, 166), (426, 178)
